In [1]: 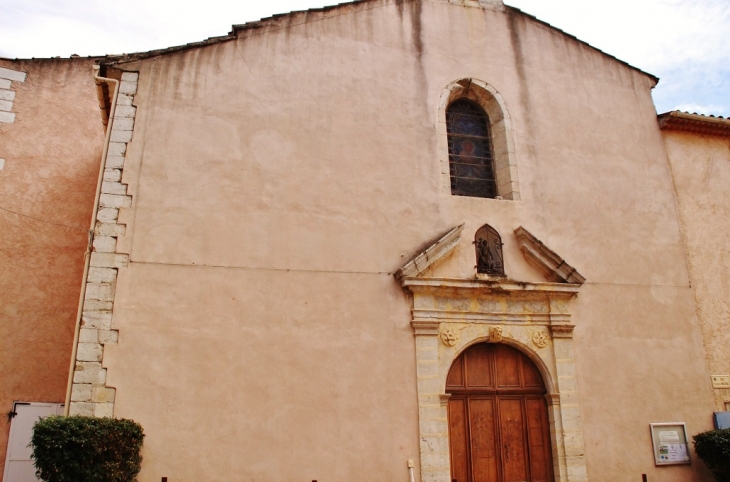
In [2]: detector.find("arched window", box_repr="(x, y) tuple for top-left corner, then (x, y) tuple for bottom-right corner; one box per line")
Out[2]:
(438, 79), (520, 200)
(475, 224), (504, 275)
(447, 99), (497, 198)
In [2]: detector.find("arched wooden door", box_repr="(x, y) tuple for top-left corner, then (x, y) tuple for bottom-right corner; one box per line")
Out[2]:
(447, 343), (554, 482)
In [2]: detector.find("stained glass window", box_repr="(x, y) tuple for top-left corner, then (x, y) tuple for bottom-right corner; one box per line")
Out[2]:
(446, 99), (497, 198)
(475, 224), (504, 275)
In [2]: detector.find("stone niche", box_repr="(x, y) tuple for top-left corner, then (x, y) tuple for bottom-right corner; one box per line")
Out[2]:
(396, 225), (588, 482)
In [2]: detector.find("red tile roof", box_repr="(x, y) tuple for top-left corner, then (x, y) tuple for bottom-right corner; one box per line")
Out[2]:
(658, 111), (730, 138)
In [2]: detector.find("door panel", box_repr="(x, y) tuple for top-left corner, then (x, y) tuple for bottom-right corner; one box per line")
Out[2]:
(449, 398), (470, 482)
(447, 355), (465, 387)
(525, 398), (553, 482)
(522, 361), (543, 389)
(498, 398), (529, 482)
(494, 346), (521, 389)
(469, 398), (498, 482)
(3, 402), (63, 482)
(465, 344), (493, 389)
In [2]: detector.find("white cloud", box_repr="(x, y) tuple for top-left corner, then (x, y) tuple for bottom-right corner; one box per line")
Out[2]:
(506, 0), (730, 71)
(506, 0), (730, 115)
(1, 0), (727, 115)
(0, 0), (339, 58)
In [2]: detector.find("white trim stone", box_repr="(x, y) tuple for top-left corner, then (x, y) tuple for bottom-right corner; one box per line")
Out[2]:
(69, 71), (139, 418)
(0, 67), (26, 171)
(0, 67), (24, 125)
(0, 111), (15, 124)
(0, 67), (26, 124)
(0, 67), (26, 82)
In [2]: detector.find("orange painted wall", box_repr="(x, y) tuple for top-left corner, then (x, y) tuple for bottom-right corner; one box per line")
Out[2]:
(0, 57), (103, 476)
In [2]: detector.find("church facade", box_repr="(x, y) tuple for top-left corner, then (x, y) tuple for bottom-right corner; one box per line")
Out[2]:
(2, 1), (730, 481)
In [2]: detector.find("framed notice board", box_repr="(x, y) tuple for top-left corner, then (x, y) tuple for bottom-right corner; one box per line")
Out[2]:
(650, 423), (690, 466)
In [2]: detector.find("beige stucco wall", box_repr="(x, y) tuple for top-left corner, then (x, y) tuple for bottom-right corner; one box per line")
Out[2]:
(101, 1), (714, 480)
(0, 58), (104, 476)
(663, 129), (730, 412)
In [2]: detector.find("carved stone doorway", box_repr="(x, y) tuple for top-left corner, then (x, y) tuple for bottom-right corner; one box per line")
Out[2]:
(395, 224), (589, 482)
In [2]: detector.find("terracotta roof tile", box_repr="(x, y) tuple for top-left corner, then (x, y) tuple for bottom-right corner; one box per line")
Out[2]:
(658, 111), (730, 138)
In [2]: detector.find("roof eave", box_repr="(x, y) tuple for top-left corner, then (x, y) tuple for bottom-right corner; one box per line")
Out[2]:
(96, 0), (661, 85)
(505, 6), (659, 85)
(658, 111), (730, 138)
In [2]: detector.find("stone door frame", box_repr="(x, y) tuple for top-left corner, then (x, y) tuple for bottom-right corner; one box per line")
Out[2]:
(402, 277), (588, 482)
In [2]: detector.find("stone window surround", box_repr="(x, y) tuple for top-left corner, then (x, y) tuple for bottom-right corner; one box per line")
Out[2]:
(437, 78), (520, 200)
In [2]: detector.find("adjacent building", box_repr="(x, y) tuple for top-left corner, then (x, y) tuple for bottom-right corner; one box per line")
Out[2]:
(0, 57), (105, 480)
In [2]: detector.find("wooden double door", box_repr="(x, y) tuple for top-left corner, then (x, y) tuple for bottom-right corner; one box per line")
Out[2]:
(447, 343), (554, 482)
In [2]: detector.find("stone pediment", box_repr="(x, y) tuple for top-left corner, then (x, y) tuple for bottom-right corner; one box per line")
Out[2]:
(395, 224), (464, 280)
(396, 224), (585, 286)
(514, 227), (586, 285)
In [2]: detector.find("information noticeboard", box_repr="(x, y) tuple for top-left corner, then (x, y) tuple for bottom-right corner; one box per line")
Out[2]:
(650, 423), (691, 466)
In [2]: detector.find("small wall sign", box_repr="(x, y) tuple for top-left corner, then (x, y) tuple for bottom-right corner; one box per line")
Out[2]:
(711, 375), (730, 389)
(650, 423), (690, 465)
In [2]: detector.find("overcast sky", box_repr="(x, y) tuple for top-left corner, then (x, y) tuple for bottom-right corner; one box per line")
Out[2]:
(0, 0), (727, 115)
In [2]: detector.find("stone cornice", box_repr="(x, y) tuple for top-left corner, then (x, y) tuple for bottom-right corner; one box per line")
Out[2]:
(412, 321), (441, 335)
(514, 227), (586, 285)
(396, 224), (464, 280)
(401, 276), (581, 297)
(550, 323), (576, 338)
(413, 312), (571, 324)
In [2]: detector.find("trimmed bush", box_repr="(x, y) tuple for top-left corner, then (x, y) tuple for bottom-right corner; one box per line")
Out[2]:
(693, 428), (730, 482)
(31, 416), (144, 482)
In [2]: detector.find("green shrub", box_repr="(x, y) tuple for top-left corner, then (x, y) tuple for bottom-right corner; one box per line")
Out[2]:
(693, 428), (730, 482)
(31, 416), (144, 482)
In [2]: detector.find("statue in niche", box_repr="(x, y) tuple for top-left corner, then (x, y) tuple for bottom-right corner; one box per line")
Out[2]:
(475, 224), (504, 275)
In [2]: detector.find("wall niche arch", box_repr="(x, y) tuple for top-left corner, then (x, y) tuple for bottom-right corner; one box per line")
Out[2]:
(475, 223), (505, 276)
(437, 78), (520, 200)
